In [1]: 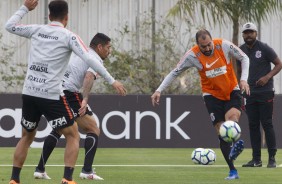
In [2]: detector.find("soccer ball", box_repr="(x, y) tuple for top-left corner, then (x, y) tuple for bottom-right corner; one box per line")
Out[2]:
(200, 148), (216, 165)
(191, 148), (216, 165)
(219, 120), (241, 143)
(191, 148), (204, 164)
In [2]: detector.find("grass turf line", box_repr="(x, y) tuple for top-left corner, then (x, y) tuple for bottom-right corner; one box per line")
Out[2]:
(0, 148), (281, 184)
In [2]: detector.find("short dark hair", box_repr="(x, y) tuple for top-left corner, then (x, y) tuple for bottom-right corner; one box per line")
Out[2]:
(49, 0), (68, 20)
(90, 33), (111, 48)
(195, 29), (212, 44)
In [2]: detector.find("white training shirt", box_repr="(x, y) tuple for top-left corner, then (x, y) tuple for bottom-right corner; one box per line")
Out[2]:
(5, 5), (115, 100)
(156, 39), (249, 93)
(62, 48), (102, 92)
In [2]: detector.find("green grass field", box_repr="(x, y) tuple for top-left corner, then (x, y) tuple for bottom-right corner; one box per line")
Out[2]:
(0, 148), (281, 184)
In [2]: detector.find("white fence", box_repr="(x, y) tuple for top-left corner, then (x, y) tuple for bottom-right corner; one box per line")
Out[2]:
(1, 0), (282, 93)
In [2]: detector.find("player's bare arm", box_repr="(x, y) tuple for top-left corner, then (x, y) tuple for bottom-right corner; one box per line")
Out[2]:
(112, 80), (127, 96)
(239, 80), (250, 95)
(151, 91), (161, 106)
(24, 0), (38, 11)
(79, 71), (95, 116)
(256, 57), (282, 86)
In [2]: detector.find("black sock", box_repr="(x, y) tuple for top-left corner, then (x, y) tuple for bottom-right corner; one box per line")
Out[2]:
(219, 136), (236, 171)
(64, 167), (74, 180)
(11, 166), (21, 182)
(36, 130), (61, 172)
(82, 133), (99, 173)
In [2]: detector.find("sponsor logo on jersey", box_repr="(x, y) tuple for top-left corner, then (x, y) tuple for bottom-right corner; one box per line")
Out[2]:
(22, 117), (37, 130)
(48, 116), (67, 129)
(38, 33), (58, 40)
(205, 65), (227, 78)
(12, 27), (29, 32)
(24, 85), (49, 95)
(64, 71), (70, 78)
(210, 113), (215, 122)
(27, 75), (47, 83)
(74, 41), (84, 55)
(215, 44), (221, 50)
(255, 50), (262, 58)
(174, 68), (179, 72)
(62, 80), (66, 87)
(29, 65), (48, 73)
(232, 47), (243, 57)
(205, 58), (219, 68)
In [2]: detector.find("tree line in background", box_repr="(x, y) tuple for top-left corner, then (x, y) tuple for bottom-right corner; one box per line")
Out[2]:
(100, 16), (201, 95)
(1, 0), (281, 94)
(0, 32), (26, 93)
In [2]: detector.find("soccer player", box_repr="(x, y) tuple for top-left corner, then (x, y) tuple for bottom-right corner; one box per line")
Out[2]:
(240, 22), (282, 168)
(5, 1), (126, 184)
(151, 29), (249, 180)
(33, 33), (113, 181)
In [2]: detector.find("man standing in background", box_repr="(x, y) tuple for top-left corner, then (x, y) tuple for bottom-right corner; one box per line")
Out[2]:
(240, 22), (282, 168)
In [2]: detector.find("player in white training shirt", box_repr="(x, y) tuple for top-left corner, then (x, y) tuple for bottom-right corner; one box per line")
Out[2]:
(5, 1), (126, 184)
(34, 33), (111, 181)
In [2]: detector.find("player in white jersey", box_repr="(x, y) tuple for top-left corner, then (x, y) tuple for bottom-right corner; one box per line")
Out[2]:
(5, 1), (126, 184)
(34, 33), (110, 181)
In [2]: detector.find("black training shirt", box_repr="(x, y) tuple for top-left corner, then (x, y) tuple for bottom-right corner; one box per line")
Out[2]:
(240, 40), (277, 93)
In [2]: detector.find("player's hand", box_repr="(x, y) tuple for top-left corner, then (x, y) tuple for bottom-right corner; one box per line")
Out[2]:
(239, 80), (250, 96)
(151, 91), (161, 106)
(78, 99), (87, 116)
(256, 75), (271, 87)
(112, 80), (127, 96)
(24, 0), (38, 11)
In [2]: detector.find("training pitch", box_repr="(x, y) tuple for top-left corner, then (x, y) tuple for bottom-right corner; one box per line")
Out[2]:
(0, 148), (281, 184)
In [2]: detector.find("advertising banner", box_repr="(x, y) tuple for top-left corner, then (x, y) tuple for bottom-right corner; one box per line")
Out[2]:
(0, 94), (281, 148)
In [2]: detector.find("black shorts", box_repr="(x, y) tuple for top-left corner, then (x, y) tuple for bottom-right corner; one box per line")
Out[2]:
(63, 90), (93, 118)
(21, 94), (75, 132)
(203, 90), (242, 125)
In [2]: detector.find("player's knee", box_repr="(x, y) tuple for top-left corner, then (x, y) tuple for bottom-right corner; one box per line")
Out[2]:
(225, 108), (241, 121)
(86, 126), (100, 136)
(94, 128), (100, 136)
(22, 128), (36, 143)
(61, 124), (79, 139)
(83, 120), (100, 135)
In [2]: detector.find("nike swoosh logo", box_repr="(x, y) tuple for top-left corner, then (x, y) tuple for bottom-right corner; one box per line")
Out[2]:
(254, 163), (261, 167)
(206, 58), (219, 68)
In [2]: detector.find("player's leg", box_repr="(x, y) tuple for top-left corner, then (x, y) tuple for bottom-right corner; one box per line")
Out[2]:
(217, 130), (234, 168)
(64, 91), (104, 180)
(203, 95), (238, 179)
(223, 90), (244, 163)
(43, 95), (79, 183)
(34, 129), (61, 179)
(215, 122), (238, 179)
(224, 107), (241, 123)
(76, 114), (104, 180)
(77, 115), (99, 172)
(57, 123), (79, 180)
(224, 90), (242, 123)
(10, 95), (41, 184)
(259, 91), (276, 168)
(10, 128), (37, 184)
(224, 107), (244, 161)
